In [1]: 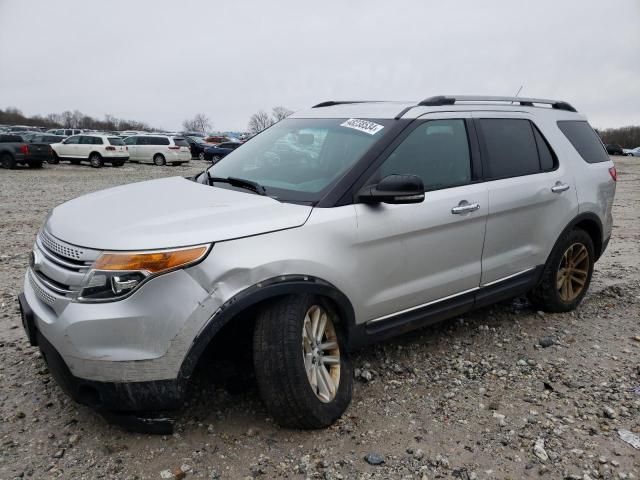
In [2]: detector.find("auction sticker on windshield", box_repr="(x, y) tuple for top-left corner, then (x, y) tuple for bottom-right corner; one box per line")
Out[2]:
(340, 118), (384, 135)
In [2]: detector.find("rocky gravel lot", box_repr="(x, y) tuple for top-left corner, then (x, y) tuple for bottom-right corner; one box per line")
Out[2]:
(1, 157), (639, 480)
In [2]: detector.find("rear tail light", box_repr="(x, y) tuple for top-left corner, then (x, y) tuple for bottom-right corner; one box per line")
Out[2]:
(105, 146), (116, 151)
(609, 166), (617, 182)
(168, 146), (180, 150)
(20, 144), (29, 155)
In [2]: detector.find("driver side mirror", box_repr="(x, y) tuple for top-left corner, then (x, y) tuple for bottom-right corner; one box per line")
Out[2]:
(357, 174), (425, 204)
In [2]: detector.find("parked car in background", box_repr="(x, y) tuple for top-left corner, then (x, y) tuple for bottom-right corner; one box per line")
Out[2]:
(203, 141), (242, 162)
(46, 128), (83, 137)
(204, 135), (231, 145)
(605, 144), (624, 155)
(51, 134), (128, 168)
(27, 134), (66, 164)
(622, 147), (639, 156)
(123, 135), (191, 166)
(0, 134), (33, 168)
(7, 125), (38, 133)
(19, 132), (42, 142)
(184, 136), (210, 159)
(182, 131), (206, 138)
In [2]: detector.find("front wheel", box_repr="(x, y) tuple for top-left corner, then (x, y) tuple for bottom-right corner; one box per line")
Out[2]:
(529, 228), (594, 312)
(198, 152), (205, 160)
(47, 153), (59, 165)
(212, 154), (222, 163)
(253, 294), (353, 429)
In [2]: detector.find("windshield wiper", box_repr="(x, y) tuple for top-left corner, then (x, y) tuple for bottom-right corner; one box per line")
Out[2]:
(206, 172), (267, 195)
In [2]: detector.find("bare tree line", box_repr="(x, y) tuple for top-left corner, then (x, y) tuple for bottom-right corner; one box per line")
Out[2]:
(182, 113), (212, 133)
(247, 106), (294, 135)
(0, 107), (153, 131)
(596, 126), (640, 148)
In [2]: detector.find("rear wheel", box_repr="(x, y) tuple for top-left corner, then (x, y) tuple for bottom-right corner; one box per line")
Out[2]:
(212, 154), (222, 163)
(47, 153), (60, 165)
(198, 152), (205, 160)
(529, 228), (594, 312)
(153, 154), (166, 166)
(89, 153), (103, 168)
(253, 294), (353, 429)
(1, 153), (16, 169)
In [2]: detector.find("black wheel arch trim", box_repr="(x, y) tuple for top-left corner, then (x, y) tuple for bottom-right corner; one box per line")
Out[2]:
(177, 275), (356, 384)
(557, 211), (605, 260)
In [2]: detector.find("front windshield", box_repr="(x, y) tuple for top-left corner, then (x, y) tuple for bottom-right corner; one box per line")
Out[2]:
(205, 118), (391, 203)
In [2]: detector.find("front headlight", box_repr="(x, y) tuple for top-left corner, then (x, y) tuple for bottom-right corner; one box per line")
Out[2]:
(76, 244), (210, 302)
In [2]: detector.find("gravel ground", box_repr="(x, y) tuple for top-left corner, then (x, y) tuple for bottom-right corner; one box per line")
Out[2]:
(0, 157), (639, 480)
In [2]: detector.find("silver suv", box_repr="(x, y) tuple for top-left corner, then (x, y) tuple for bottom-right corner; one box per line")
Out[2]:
(19, 95), (616, 430)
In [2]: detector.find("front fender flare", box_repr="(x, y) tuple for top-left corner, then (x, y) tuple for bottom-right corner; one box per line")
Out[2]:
(177, 275), (356, 384)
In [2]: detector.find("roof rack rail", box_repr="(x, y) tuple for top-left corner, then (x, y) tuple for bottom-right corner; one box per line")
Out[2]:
(417, 95), (577, 112)
(312, 100), (376, 108)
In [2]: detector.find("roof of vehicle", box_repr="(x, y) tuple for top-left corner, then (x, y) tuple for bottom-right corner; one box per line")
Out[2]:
(290, 95), (587, 121)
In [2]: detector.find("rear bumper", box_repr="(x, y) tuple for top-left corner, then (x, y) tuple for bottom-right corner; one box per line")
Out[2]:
(18, 293), (184, 413)
(103, 155), (129, 162)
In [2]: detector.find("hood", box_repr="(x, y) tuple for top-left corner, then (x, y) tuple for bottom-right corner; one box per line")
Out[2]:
(46, 177), (312, 250)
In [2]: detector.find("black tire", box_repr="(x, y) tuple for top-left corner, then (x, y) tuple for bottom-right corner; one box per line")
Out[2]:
(212, 154), (222, 163)
(89, 153), (103, 168)
(1, 153), (16, 169)
(47, 153), (60, 165)
(529, 228), (595, 313)
(27, 160), (43, 168)
(198, 152), (205, 161)
(153, 154), (166, 166)
(253, 294), (353, 429)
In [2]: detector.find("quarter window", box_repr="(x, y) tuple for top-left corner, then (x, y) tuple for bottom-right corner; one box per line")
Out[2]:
(557, 120), (609, 164)
(376, 119), (472, 191)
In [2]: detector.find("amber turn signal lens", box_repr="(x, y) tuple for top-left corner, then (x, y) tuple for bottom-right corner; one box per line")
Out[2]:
(93, 245), (209, 274)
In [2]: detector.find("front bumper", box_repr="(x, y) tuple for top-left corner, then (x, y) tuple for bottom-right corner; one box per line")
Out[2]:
(18, 293), (184, 412)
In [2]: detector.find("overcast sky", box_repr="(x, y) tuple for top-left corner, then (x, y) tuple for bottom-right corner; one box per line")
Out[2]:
(1, 0), (638, 131)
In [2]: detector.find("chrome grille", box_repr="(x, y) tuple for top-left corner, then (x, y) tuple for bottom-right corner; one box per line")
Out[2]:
(28, 269), (56, 306)
(39, 230), (85, 260)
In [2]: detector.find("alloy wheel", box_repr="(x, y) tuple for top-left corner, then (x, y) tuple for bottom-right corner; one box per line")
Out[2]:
(557, 242), (589, 302)
(301, 305), (340, 403)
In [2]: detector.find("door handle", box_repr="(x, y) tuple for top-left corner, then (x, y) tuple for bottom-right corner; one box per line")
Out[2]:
(551, 182), (570, 193)
(451, 201), (480, 215)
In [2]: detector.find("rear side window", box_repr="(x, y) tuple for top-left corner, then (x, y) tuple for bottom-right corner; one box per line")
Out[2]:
(173, 138), (189, 147)
(149, 136), (170, 146)
(557, 121), (609, 163)
(108, 137), (124, 145)
(478, 119), (541, 179)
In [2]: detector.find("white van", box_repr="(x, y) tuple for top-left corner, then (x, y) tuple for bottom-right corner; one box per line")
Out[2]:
(124, 135), (191, 166)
